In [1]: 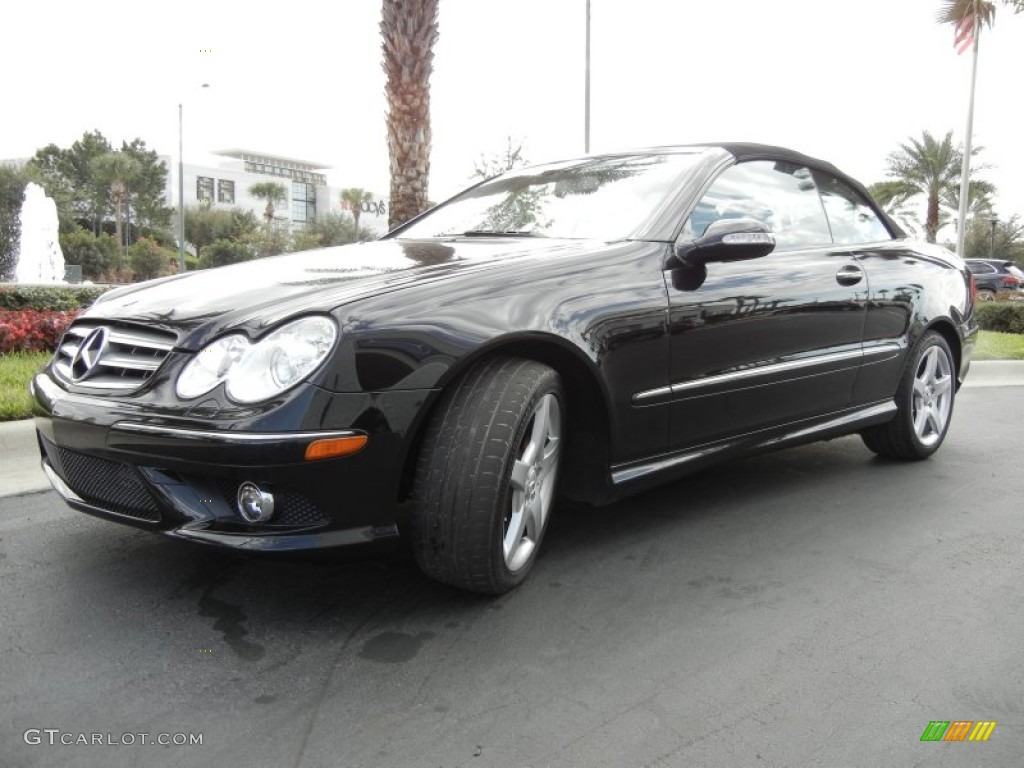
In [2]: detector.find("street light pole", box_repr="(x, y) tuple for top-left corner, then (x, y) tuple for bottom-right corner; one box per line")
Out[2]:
(989, 215), (998, 259)
(178, 103), (185, 273)
(177, 84), (209, 274)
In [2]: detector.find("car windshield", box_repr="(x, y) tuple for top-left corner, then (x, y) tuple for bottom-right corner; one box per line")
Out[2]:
(396, 152), (702, 240)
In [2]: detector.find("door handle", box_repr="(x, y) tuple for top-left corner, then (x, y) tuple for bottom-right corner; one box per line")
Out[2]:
(835, 265), (863, 286)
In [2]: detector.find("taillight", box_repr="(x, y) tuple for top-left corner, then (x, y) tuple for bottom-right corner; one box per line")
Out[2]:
(1003, 276), (1021, 288)
(969, 272), (977, 303)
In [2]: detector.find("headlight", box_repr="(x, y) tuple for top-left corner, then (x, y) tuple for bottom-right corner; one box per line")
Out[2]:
(176, 316), (337, 403)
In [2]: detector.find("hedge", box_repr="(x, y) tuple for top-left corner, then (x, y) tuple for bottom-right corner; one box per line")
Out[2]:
(0, 285), (111, 312)
(975, 302), (1024, 335)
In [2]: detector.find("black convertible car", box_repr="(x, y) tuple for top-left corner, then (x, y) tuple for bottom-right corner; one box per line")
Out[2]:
(33, 144), (977, 594)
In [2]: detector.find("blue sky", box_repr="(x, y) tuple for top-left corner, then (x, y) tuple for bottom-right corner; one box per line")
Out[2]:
(5, 0), (1022, 233)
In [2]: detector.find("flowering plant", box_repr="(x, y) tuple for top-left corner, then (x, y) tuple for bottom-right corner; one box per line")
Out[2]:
(0, 309), (79, 354)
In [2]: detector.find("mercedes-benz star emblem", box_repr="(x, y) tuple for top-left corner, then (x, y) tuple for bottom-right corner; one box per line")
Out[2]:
(70, 328), (109, 382)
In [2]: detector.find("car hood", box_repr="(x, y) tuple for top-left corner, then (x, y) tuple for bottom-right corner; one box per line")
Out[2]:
(85, 238), (594, 348)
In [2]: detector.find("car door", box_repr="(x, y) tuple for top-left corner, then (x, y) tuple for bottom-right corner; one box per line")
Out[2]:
(661, 159), (868, 450)
(811, 168), (906, 406)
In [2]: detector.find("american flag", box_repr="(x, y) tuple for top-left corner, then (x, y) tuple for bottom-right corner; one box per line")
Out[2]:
(954, 14), (975, 54)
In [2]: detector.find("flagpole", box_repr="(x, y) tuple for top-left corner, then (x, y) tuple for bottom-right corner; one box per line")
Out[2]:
(955, 7), (981, 258)
(584, 0), (591, 153)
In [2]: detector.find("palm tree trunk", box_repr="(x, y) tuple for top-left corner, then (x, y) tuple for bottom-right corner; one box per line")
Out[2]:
(926, 191), (940, 243)
(114, 200), (123, 250)
(382, 0), (439, 230)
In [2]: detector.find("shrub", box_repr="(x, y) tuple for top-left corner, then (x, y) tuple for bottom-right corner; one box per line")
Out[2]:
(202, 238), (253, 268)
(975, 302), (1024, 334)
(0, 309), (79, 354)
(60, 230), (119, 281)
(128, 237), (174, 282)
(0, 285), (111, 312)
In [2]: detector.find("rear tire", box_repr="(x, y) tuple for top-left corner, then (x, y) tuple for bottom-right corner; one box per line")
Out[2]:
(861, 331), (955, 460)
(977, 289), (996, 302)
(411, 357), (563, 594)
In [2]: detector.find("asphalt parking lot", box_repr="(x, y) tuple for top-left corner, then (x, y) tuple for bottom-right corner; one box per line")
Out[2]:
(1, 385), (1022, 768)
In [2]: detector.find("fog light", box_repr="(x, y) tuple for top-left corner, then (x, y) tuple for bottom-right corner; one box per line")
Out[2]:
(236, 482), (275, 523)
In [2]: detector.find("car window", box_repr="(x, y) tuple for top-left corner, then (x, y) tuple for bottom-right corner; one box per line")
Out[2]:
(683, 160), (832, 251)
(967, 262), (995, 274)
(813, 171), (892, 244)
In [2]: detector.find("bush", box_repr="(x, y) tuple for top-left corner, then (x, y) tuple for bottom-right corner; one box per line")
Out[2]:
(128, 237), (174, 281)
(60, 229), (119, 281)
(975, 302), (1024, 334)
(0, 309), (79, 353)
(202, 238), (253, 268)
(0, 285), (111, 312)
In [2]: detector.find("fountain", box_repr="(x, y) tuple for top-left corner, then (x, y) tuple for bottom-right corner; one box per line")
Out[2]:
(14, 182), (65, 283)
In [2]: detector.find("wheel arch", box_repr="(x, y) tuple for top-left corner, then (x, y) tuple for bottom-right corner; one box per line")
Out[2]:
(396, 333), (615, 509)
(923, 318), (962, 385)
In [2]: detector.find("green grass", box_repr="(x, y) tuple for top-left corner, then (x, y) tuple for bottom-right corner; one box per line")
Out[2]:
(974, 330), (1024, 361)
(0, 352), (50, 421)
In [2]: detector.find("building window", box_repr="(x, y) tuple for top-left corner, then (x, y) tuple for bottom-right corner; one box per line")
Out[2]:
(217, 179), (235, 204)
(292, 182), (317, 223)
(196, 176), (214, 204)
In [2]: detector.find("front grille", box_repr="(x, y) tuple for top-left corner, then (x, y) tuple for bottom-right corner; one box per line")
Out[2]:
(53, 322), (176, 391)
(215, 480), (328, 527)
(43, 439), (161, 522)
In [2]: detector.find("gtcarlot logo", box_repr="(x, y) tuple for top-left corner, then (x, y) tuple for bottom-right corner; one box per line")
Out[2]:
(23, 729), (203, 747)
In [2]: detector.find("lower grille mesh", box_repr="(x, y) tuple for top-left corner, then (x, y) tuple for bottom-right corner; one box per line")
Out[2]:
(44, 440), (161, 522)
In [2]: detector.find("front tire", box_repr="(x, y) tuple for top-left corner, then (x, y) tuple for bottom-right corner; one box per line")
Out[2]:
(411, 357), (563, 594)
(861, 331), (956, 460)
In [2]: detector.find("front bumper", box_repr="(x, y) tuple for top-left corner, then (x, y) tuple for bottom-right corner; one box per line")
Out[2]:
(32, 372), (436, 552)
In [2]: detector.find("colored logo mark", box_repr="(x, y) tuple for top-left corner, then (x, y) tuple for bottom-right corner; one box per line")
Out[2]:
(920, 720), (996, 742)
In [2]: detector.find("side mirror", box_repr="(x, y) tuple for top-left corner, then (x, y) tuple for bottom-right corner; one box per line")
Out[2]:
(675, 218), (776, 267)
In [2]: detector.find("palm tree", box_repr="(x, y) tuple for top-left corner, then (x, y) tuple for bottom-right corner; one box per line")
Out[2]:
(340, 187), (373, 238)
(868, 181), (923, 238)
(91, 153), (140, 252)
(936, 0), (1001, 32)
(381, 0), (440, 230)
(249, 182), (288, 227)
(879, 130), (992, 243)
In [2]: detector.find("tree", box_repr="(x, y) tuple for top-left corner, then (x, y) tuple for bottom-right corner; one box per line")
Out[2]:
(961, 214), (1024, 262)
(120, 139), (173, 240)
(867, 181), (923, 238)
(0, 165), (27, 281)
(340, 187), (373, 238)
(184, 204), (258, 262)
(91, 153), (141, 252)
(381, 0), (440, 229)
(29, 131), (112, 235)
(249, 182), (288, 226)
(876, 130), (993, 243)
(472, 136), (528, 180)
(26, 132), (169, 240)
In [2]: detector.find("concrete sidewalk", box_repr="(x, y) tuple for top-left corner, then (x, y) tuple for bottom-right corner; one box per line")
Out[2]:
(2, 361), (1022, 500)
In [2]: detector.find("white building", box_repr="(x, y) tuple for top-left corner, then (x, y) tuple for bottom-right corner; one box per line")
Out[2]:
(167, 149), (389, 235)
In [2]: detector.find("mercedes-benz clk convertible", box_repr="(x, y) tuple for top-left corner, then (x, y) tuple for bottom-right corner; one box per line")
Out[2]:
(32, 144), (977, 593)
